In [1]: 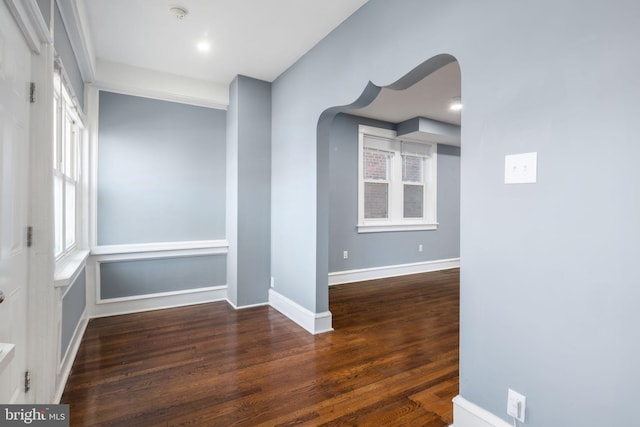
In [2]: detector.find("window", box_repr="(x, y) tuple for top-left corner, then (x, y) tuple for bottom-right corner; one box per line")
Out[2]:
(358, 125), (437, 233)
(53, 70), (83, 259)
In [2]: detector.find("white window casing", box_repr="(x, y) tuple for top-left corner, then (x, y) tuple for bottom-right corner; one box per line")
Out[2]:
(357, 125), (438, 233)
(53, 67), (84, 261)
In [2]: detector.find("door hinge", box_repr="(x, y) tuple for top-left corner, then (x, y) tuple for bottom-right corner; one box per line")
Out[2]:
(24, 371), (31, 393)
(27, 226), (33, 247)
(29, 82), (35, 103)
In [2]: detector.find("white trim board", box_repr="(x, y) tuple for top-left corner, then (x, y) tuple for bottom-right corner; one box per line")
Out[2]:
(452, 396), (512, 427)
(95, 285), (226, 306)
(226, 299), (270, 310)
(90, 286), (228, 319)
(329, 258), (460, 286)
(268, 289), (333, 335)
(92, 240), (229, 257)
(55, 314), (88, 403)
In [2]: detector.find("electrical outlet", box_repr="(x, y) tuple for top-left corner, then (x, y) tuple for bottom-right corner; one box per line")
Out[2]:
(343, 250), (348, 259)
(507, 389), (526, 422)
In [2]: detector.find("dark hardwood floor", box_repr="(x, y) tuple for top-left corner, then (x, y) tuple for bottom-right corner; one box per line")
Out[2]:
(61, 269), (459, 426)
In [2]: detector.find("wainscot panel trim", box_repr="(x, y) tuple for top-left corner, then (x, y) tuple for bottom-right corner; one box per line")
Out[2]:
(55, 314), (88, 403)
(96, 285), (227, 305)
(90, 286), (228, 318)
(92, 240), (229, 257)
(91, 242), (228, 316)
(268, 289), (333, 335)
(451, 395), (512, 427)
(328, 257), (460, 286)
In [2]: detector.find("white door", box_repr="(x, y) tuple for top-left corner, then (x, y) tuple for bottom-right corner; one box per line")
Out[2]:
(0, 1), (33, 404)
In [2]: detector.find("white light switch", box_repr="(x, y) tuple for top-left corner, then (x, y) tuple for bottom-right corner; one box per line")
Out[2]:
(505, 152), (537, 184)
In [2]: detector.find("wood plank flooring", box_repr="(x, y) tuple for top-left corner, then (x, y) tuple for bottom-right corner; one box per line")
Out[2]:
(61, 269), (459, 426)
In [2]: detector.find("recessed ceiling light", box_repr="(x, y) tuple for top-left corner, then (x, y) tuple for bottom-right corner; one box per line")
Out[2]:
(196, 41), (211, 52)
(169, 6), (188, 20)
(449, 96), (463, 111)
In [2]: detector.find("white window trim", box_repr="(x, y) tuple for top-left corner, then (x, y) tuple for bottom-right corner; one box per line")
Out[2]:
(53, 63), (87, 273)
(357, 125), (438, 233)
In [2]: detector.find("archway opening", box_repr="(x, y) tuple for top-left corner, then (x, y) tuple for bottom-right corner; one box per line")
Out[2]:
(316, 54), (462, 423)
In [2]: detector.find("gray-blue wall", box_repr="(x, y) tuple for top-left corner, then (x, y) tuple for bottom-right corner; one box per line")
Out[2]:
(329, 113), (460, 272)
(53, 1), (84, 111)
(100, 256), (226, 299)
(270, 0), (640, 425)
(97, 91), (227, 298)
(36, 0), (50, 29)
(226, 76), (272, 306)
(61, 270), (86, 359)
(97, 91), (226, 245)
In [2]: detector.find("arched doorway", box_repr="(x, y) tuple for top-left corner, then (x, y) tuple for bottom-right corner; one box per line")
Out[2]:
(316, 54), (462, 312)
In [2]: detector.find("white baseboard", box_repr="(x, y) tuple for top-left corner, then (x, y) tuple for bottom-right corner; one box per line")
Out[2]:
(268, 289), (333, 335)
(452, 395), (512, 427)
(226, 299), (269, 310)
(328, 257), (460, 286)
(90, 286), (228, 318)
(55, 314), (89, 403)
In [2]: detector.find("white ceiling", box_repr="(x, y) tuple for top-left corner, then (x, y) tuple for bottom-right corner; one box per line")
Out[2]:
(351, 61), (462, 126)
(81, 0), (461, 126)
(83, 0), (369, 85)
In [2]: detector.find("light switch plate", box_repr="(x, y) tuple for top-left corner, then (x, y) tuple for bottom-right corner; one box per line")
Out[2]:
(505, 152), (537, 184)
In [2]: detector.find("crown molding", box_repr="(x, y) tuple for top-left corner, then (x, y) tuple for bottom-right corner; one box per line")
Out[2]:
(92, 60), (229, 109)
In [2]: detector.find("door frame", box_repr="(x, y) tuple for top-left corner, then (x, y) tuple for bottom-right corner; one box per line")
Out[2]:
(5, 0), (57, 403)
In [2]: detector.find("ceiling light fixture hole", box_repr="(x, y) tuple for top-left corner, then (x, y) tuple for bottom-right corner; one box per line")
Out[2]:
(169, 6), (188, 20)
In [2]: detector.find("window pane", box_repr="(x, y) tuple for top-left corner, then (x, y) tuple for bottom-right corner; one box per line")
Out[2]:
(65, 180), (76, 249)
(64, 116), (73, 176)
(364, 182), (388, 219)
(53, 97), (60, 170)
(404, 184), (424, 218)
(402, 155), (423, 182)
(54, 175), (64, 256)
(364, 149), (389, 180)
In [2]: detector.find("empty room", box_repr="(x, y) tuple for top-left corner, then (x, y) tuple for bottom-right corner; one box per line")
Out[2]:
(1, 1), (639, 426)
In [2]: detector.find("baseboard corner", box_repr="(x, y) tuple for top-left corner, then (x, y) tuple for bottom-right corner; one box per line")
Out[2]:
(452, 395), (512, 427)
(268, 288), (333, 335)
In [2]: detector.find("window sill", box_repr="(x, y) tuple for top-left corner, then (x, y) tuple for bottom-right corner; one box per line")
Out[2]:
(357, 223), (438, 233)
(54, 249), (90, 288)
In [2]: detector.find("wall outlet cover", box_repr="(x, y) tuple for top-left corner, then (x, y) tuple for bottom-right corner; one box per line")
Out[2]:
(507, 388), (526, 422)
